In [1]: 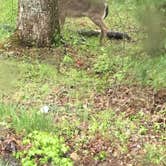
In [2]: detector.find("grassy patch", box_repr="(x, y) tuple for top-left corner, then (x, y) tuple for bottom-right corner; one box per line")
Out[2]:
(0, 0), (166, 165)
(0, 0), (17, 41)
(131, 55), (166, 88)
(0, 104), (55, 134)
(143, 144), (166, 166)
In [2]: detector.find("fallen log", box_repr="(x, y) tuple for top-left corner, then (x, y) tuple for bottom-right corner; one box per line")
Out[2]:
(78, 29), (131, 41)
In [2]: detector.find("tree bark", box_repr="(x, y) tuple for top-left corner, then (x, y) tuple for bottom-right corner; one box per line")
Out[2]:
(17, 0), (60, 47)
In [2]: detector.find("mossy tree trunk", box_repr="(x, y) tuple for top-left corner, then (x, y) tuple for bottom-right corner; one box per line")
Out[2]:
(17, 0), (60, 47)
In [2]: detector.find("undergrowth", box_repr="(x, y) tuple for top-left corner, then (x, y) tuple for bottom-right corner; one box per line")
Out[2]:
(15, 131), (73, 166)
(0, 0), (166, 165)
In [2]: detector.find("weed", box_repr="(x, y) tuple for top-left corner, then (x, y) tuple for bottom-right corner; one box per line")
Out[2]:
(138, 125), (148, 135)
(94, 151), (107, 161)
(15, 131), (73, 166)
(131, 55), (166, 88)
(0, 104), (55, 134)
(143, 144), (166, 166)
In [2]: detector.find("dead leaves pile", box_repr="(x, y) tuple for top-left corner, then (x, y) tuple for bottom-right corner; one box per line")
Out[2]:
(0, 127), (22, 155)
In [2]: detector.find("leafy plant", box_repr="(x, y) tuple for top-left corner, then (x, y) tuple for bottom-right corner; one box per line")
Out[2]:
(94, 52), (111, 74)
(138, 125), (148, 135)
(95, 151), (107, 161)
(15, 131), (73, 166)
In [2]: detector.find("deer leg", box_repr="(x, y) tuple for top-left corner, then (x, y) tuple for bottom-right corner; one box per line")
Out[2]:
(90, 16), (109, 45)
(59, 14), (67, 55)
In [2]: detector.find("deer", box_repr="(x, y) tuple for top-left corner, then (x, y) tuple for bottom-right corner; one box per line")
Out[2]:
(59, 0), (109, 45)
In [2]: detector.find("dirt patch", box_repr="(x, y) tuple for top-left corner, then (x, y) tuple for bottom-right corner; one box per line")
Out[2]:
(46, 84), (166, 116)
(94, 85), (166, 115)
(70, 135), (122, 166)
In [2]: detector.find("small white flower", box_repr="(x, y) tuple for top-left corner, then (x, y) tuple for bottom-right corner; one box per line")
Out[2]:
(40, 105), (49, 113)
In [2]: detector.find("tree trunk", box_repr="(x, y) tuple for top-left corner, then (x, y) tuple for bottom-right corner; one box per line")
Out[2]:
(17, 0), (60, 47)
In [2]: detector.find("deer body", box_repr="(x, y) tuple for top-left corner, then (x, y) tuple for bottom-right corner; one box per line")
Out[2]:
(59, 0), (109, 44)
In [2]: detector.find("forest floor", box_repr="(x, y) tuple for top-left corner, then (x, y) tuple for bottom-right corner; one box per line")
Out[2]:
(0, 0), (166, 166)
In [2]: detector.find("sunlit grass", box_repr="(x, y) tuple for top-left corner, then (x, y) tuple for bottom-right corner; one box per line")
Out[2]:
(0, 0), (17, 41)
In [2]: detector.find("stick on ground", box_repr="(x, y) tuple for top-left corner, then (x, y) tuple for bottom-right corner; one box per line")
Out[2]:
(78, 30), (131, 41)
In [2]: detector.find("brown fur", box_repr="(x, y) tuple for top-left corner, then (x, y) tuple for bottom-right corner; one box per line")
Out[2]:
(59, 0), (109, 44)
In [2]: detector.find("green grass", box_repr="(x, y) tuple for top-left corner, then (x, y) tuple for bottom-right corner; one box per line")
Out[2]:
(143, 144), (166, 165)
(131, 55), (166, 87)
(0, 104), (55, 134)
(0, 159), (10, 166)
(0, 0), (166, 165)
(0, 0), (17, 41)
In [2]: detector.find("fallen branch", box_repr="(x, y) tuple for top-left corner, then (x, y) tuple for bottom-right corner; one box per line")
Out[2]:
(78, 29), (131, 41)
